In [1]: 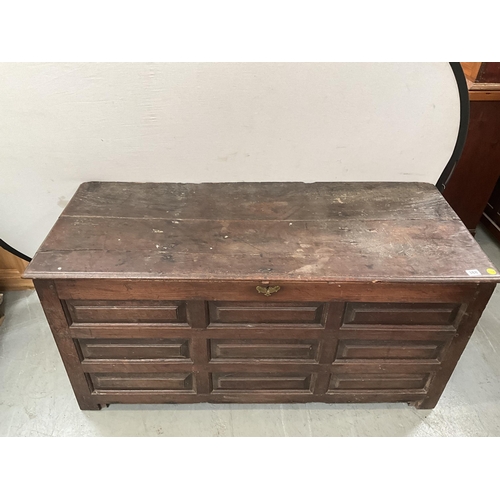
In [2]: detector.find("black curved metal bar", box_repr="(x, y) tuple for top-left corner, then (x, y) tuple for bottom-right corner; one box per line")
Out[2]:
(436, 62), (470, 192)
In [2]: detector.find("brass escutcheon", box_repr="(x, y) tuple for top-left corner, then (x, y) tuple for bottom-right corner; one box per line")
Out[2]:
(256, 285), (281, 297)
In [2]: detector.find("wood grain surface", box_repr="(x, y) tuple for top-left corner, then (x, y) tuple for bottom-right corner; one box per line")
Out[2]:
(24, 182), (499, 282)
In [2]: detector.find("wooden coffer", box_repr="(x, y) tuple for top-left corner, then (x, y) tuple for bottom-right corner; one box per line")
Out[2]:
(24, 182), (500, 410)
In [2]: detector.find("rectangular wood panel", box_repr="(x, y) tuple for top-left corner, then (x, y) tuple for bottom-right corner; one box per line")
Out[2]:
(334, 339), (446, 361)
(65, 300), (187, 324)
(342, 302), (461, 327)
(90, 372), (193, 391)
(212, 373), (313, 392)
(78, 338), (190, 360)
(24, 182), (499, 283)
(53, 279), (480, 304)
(69, 325), (193, 339)
(209, 301), (325, 325)
(59, 181), (461, 221)
(210, 338), (319, 361)
(328, 373), (430, 391)
(26, 218), (498, 282)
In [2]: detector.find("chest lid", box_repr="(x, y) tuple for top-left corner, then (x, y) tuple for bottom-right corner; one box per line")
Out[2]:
(24, 181), (500, 283)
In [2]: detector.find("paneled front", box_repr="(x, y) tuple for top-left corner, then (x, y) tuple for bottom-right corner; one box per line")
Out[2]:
(36, 278), (490, 409)
(71, 297), (463, 403)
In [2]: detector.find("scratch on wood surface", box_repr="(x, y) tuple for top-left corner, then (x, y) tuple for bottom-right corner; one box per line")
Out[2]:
(294, 257), (330, 275)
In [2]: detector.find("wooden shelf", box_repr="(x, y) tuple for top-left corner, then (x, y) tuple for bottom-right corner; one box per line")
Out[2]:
(461, 62), (500, 101)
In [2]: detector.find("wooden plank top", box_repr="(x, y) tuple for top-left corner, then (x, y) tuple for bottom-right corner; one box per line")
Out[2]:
(24, 181), (500, 283)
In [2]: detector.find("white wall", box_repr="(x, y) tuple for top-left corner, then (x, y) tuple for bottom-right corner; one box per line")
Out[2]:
(0, 63), (460, 257)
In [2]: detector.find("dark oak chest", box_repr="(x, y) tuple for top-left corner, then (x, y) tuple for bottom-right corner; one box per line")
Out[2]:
(25, 181), (499, 410)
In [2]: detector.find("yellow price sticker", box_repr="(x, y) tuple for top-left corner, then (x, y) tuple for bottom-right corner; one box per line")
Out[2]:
(487, 268), (497, 275)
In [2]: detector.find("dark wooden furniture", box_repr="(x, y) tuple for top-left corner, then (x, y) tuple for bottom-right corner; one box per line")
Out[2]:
(482, 177), (500, 243)
(443, 63), (500, 234)
(24, 182), (499, 410)
(443, 100), (500, 233)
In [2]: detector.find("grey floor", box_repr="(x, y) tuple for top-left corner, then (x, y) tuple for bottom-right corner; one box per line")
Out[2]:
(1, 226), (500, 437)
